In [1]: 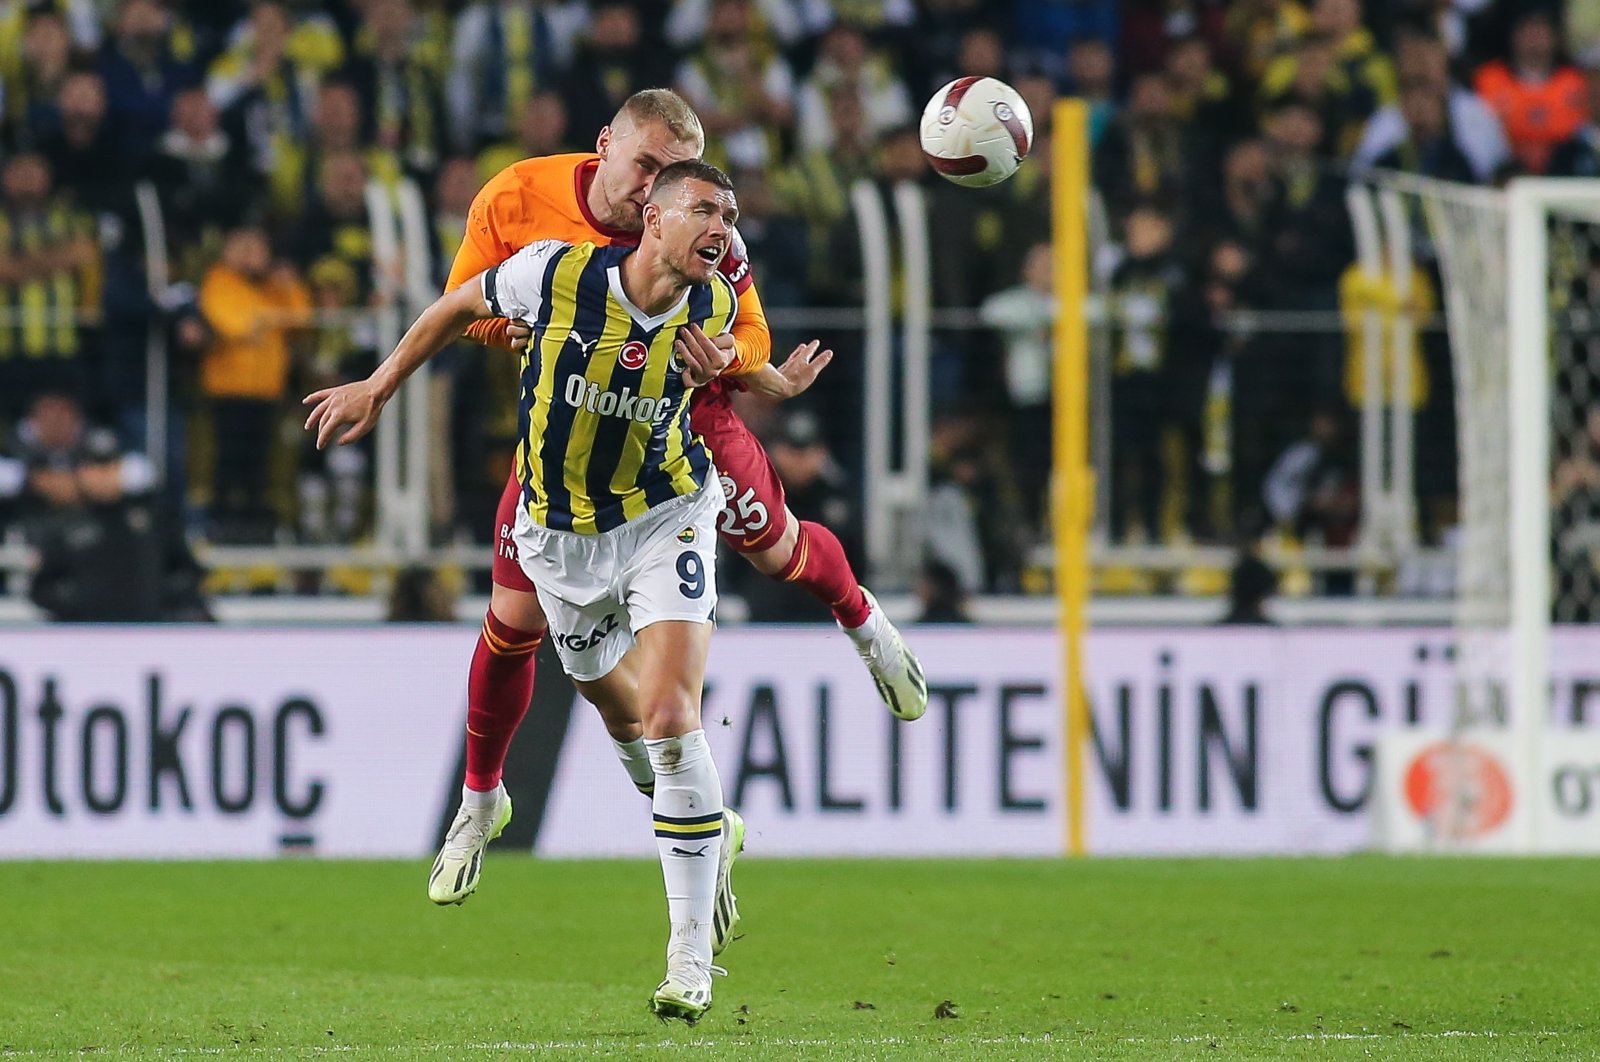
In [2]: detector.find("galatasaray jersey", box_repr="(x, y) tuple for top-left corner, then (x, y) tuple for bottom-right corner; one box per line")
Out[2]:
(485, 240), (739, 534)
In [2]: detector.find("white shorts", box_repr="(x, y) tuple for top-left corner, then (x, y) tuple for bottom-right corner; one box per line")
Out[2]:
(512, 479), (725, 682)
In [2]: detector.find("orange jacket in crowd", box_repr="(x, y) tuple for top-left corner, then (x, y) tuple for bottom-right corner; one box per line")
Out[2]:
(198, 265), (313, 401)
(1473, 61), (1588, 174)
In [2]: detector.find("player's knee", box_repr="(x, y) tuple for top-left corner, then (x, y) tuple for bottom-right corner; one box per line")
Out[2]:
(598, 713), (642, 743)
(488, 585), (547, 634)
(747, 515), (799, 577)
(640, 696), (698, 739)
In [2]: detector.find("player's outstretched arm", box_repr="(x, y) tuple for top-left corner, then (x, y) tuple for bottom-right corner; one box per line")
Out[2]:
(742, 339), (833, 401)
(303, 277), (491, 449)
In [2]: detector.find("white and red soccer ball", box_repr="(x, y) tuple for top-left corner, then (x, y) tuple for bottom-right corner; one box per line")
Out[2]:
(919, 76), (1034, 188)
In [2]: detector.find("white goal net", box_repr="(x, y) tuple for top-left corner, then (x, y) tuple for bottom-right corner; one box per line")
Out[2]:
(1371, 176), (1600, 852)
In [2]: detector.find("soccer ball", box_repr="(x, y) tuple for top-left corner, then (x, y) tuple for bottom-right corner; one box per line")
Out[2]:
(919, 77), (1034, 188)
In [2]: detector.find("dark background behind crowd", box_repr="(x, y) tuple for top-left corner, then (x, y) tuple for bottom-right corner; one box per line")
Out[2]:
(0, 0), (1593, 620)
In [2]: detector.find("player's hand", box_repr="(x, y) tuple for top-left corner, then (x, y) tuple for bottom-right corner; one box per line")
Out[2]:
(675, 324), (733, 387)
(302, 379), (388, 450)
(506, 319), (532, 352)
(772, 340), (833, 399)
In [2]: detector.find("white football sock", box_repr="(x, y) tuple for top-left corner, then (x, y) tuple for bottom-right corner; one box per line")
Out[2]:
(611, 736), (657, 797)
(462, 782), (502, 810)
(646, 729), (723, 967)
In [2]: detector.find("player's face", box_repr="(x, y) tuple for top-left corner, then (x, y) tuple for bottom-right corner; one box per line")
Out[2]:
(652, 178), (738, 283)
(594, 118), (701, 231)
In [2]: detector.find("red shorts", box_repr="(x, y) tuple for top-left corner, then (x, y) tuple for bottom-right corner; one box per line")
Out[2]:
(489, 399), (790, 590)
(692, 393), (790, 554)
(492, 475), (536, 592)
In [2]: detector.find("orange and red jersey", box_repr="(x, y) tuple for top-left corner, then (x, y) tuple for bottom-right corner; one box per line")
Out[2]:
(445, 152), (770, 381)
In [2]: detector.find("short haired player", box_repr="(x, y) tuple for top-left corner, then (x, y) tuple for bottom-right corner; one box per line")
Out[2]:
(400, 90), (928, 916)
(306, 160), (753, 1022)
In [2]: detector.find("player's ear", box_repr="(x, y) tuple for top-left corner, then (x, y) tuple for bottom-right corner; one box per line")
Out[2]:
(595, 126), (611, 158)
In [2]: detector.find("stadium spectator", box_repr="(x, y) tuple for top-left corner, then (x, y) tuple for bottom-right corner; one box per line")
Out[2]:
(28, 427), (210, 622)
(1222, 0), (1310, 83)
(739, 409), (861, 622)
(813, 0), (917, 36)
(2, 391), (150, 535)
(795, 23), (912, 153)
(1258, 98), (1351, 307)
(207, 2), (330, 184)
(387, 565), (458, 622)
(917, 559), (972, 624)
(1548, 62), (1600, 177)
(1106, 203), (1187, 545)
(1094, 69), (1189, 230)
(664, 0), (824, 52)
(289, 151), (376, 299)
(4, 7), (75, 151)
(1065, 38), (1117, 145)
(1166, 34), (1242, 144)
(1218, 548), (1278, 624)
(270, 81), (373, 221)
(924, 425), (990, 592)
(979, 242), (1055, 536)
(146, 87), (255, 280)
(38, 72), (124, 214)
(673, 0), (796, 172)
(773, 84), (878, 294)
(1011, 0), (1116, 83)
(196, 226), (310, 542)
(446, 0), (588, 153)
(342, 0), (447, 183)
(295, 256), (370, 545)
(1262, 406), (1360, 588)
(1352, 28), (1509, 183)
(98, 0), (197, 163)
(1551, 406), (1600, 622)
(0, 152), (100, 425)
(1257, 32), (1364, 157)
(561, 3), (661, 143)
(1366, 76), (1478, 182)
(1474, 9), (1588, 175)
(1309, 0), (1397, 119)
(476, 92), (574, 184)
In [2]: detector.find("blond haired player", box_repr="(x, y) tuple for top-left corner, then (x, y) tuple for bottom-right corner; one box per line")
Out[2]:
(396, 91), (926, 926)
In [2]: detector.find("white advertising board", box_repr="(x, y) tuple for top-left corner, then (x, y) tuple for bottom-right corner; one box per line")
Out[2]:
(4, 626), (1599, 858)
(1373, 730), (1600, 853)
(0, 628), (476, 857)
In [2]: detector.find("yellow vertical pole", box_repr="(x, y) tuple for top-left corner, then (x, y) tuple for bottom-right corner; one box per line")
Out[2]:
(1052, 99), (1092, 857)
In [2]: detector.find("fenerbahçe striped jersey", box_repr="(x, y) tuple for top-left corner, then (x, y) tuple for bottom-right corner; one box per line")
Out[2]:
(483, 239), (738, 534)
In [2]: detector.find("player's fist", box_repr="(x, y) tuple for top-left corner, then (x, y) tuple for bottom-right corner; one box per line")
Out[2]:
(675, 324), (733, 387)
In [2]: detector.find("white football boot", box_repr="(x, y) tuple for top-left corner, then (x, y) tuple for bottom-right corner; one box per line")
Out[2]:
(712, 808), (745, 956)
(427, 786), (512, 905)
(649, 948), (724, 1025)
(843, 589), (928, 721)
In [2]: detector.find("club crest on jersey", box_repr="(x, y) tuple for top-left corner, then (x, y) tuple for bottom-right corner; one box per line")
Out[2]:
(677, 527), (696, 544)
(619, 340), (649, 371)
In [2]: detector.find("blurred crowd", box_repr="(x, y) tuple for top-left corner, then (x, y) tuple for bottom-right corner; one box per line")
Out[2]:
(0, 0), (1593, 613)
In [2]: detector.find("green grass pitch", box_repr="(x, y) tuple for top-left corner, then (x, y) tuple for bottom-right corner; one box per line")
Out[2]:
(0, 856), (1595, 1059)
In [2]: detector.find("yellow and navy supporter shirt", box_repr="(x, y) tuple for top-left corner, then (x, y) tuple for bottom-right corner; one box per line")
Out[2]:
(484, 240), (738, 534)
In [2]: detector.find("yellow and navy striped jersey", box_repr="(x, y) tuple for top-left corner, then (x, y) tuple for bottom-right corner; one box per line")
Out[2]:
(484, 240), (738, 534)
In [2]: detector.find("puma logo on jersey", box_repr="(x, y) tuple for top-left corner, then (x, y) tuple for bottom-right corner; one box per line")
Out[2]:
(569, 331), (599, 356)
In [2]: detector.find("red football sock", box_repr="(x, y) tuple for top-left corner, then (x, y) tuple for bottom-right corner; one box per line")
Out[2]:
(779, 521), (872, 629)
(463, 611), (544, 792)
